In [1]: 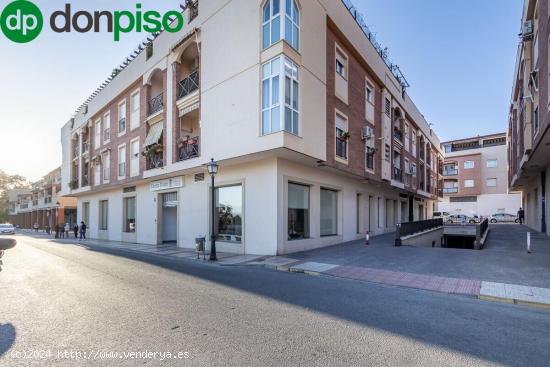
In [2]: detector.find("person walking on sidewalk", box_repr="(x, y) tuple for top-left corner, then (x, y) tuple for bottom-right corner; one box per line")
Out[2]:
(79, 221), (87, 240)
(64, 223), (70, 238)
(518, 208), (525, 225)
(54, 224), (60, 239)
(59, 223), (65, 238)
(73, 223), (79, 238)
(33, 222), (39, 232)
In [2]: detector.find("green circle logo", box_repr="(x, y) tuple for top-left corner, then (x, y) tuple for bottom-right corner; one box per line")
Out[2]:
(0, 0), (43, 43)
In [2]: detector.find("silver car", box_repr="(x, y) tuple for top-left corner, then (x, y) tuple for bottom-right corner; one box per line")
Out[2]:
(0, 224), (15, 235)
(490, 213), (520, 223)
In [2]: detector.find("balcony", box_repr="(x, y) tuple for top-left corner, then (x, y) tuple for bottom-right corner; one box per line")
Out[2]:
(177, 136), (200, 161)
(393, 167), (403, 182)
(443, 169), (458, 176)
(148, 93), (164, 116)
(177, 70), (199, 100)
(393, 128), (403, 142)
(147, 153), (163, 170)
(443, 187), (459, 194)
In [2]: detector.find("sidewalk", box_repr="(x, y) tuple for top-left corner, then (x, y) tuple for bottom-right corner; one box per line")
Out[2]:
(18, 229), (550, 309)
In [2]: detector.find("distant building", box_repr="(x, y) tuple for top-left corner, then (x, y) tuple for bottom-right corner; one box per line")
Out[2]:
(508, 0), (549, 235)
(439, 133), (521, 217)
(8, 167), (77, 229)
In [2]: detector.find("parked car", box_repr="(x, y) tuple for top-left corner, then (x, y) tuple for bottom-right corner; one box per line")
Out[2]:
(433, 211), (450, 221)
(0, 223), (15, 235)
(446, 214), (470, 224)
(468, 215), (483, 224)
(490, 213), (520, 223)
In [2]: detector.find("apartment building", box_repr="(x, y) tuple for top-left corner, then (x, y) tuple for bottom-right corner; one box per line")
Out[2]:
(439, 133), (521, 216)
(8, 167), (77, 229)
(508, 0), (550, 235)
(60, 0), (443, 255)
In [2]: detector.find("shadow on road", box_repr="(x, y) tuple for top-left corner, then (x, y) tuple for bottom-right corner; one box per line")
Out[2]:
(0, 323), (16, 357)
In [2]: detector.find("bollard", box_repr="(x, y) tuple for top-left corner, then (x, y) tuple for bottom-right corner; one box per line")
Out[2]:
(527, 232), (531, 253)
(365, 231), (370, 246)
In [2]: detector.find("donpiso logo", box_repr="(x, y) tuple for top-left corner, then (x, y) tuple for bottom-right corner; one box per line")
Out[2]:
(0, 0), (43, 43)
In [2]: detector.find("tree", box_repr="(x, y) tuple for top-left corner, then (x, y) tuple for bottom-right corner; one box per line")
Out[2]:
(0, 170), (30, 223)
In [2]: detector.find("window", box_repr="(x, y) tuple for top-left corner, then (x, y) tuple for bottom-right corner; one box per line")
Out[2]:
(365, 80), (375, 122)
(365, 82), (374, 104)
(130, 90), (140, 130)
(320, 188), (338, 236)
(336, 48), (348, 80)
(262, 56), (299, 135)
(384, 144), (390, 161)
(335, 113), (348, 160)
(118, 100), (126, 135)
(118, 145), (126, 179)
(103, 112), (111, 143)
(404, 123), (410, 152)
(94, 119), (101, 148)
(130, 139), (140, 177)
(464, 161), (475, 169)
(123, 197), (136, 233)
(411, 163), (417, 177)
(384, 98), (391, 117)
(366, 148), (375, 171)
(215, 185), (243, 243)
(102, 151), (110, 183)
(486, 178), (497, 187)
(486, 159), (498, 168)
(464, 179), (475, 188)
(288, 183), (309, 240)
(411, 130), (417, 158)
(263, 0), (299, 50)
(99, 200), (108, 230)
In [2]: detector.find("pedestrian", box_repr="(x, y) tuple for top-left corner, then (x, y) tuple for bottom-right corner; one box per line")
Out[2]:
(33, 222), (39, 232)
(79, 221), (87, 240)
(64, 222), (70, 238)
(518, 207), (525, 225)
(73, 223), (79, 238)
(54, 224), (60, 239)
(59, 223), (65, 238)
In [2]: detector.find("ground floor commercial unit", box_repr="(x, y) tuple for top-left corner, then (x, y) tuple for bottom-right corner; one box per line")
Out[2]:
(438, 193), (522, 218)
(515, 170), (549, 235)
(9, 205), (77, 230)
(72, 158), (438, 256)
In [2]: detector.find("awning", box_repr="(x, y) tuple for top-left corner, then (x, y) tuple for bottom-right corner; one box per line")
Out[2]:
(144, 122), (163, 147)
(179, 102), (199, 117)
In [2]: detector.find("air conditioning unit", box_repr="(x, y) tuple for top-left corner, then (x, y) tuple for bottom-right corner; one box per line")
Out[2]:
(522, 20), (534, 40)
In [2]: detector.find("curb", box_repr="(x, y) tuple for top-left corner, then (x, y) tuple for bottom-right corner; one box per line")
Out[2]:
(479, 295), (550, 309)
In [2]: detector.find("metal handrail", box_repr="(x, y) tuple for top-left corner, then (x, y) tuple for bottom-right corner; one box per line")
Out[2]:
(177, 70), (200, 100)
(178, 136), (200, 161)
(395, 218), (443, 246)
(148, 93), (164, 115)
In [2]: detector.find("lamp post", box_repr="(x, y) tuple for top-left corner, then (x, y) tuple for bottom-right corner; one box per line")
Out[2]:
(206, 158), (219, 261)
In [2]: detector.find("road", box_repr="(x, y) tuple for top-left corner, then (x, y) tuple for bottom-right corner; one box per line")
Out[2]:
(1, 234), (550, 366)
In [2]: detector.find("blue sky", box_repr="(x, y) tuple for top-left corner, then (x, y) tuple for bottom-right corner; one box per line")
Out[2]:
(0, 0), (522, 180)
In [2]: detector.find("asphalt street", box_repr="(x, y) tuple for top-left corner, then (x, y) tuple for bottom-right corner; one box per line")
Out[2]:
(1, 235), (550, 366)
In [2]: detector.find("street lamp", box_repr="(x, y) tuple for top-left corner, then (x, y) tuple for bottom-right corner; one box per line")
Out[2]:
(206, 158), (219, 261)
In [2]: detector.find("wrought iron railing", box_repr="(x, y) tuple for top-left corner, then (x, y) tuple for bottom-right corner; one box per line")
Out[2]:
(393, 167), (402, 182)
(336, 138), (347, 159)
(147, 152), (164, 170)
(178, 136), (200, 161)
(148, 93), (164, 115)
(177, 70), (200, 100)
(393, 129), (403, 141)
(188, 0), (199, 22)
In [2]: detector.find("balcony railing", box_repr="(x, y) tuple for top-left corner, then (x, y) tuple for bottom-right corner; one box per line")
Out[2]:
(443, 169), (458, 176)
(336, 138), (347, 159)
(148, 93), (164, 116)
(178, 136), (200, 161)
(393, 129), (403, 142)
(177, 70), (200, 100)
(393, 167), (403, 182)
(147, 152), (164, 170)
(443, 187), (458, 194)
(188, 0), (199, 22)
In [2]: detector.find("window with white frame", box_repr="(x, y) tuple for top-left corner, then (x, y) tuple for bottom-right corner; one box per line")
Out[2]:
(320, 188), (338, 236)
(99, 200), (108, 230)
(118, 145), (126, 179)
(365, 80), (375, 122)
(118, 100), (126, 135)
(130, 90), (140, 130)
(103, 112), (111, 143)
(102, 151), (110, 183)
(123, 197), (136, 233)
(261, 56), (299, 135)
(464, 160), (475, 169)
(486, 159), (498, 168)
(411, 130), (417, 157)
(404, 123), (410, 152)
(130, 139), (140, 177)
(335, 48), (347, 79)
(335, 113), (348, 160)
(486, 178), (497, 187)
(94, 119), (101, 148)
(262, 0), (300, 51)
(464, 179), (475, 188)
